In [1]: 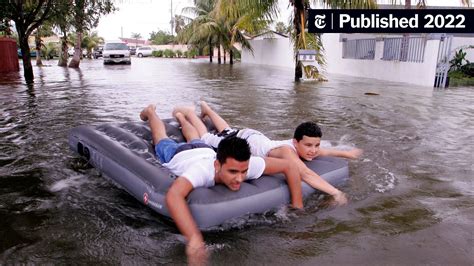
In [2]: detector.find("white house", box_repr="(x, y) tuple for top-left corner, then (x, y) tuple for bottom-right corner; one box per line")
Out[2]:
(242, 31), (473, 87)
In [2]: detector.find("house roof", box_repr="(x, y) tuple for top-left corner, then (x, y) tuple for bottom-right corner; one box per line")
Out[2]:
(251, 30), (288, 40)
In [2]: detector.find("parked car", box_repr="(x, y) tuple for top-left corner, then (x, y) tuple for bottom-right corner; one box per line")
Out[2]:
(17, 48), (37, 58)
(102, 41), (131, 65)
(129, 47), (136, 56)
(93, 45), (103, 59)
(68, 47), (87, 57)
(136, 46), (153, 57)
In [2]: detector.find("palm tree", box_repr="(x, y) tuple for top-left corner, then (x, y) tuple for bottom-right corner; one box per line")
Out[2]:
(68, 0), (115, 68)
(173, 15), (186, 35)
(34, 23), (54, 66)
(49, 0), (74, 67)
(179, 0), (217, 62)
(131, 32), (141, 48)
(275, 22), (290, 35)
(83, 31), (104, 58)
(291, 0), (377, 80)
(214, 0), (270, 64)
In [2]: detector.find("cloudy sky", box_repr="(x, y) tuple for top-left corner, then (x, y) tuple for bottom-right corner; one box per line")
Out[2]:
(94, 0), (468, 41)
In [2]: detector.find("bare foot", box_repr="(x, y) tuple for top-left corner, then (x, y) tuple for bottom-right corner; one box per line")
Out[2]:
(139, 104), (156, 121)
(174, 111), (186, 123)
(199, 101), (212, 118)
(172, 105), (195, 117)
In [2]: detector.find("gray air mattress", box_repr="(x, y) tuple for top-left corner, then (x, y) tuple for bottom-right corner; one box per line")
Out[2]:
(68, 120), (349, 229)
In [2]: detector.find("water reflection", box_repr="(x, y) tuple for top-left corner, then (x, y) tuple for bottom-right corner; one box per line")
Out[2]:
(0, 59), (473, 264)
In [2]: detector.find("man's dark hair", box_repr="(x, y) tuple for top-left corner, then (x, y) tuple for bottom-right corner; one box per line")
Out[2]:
(293, 122), (322, 141)
(216, 137), (251, 164)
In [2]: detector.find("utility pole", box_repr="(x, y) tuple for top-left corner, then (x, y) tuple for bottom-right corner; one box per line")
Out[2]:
(170, 0), (174, 36)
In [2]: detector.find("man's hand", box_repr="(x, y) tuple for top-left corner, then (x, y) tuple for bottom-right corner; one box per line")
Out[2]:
(331, 190), (348, 206)
(186, 235), (208, 266)
(166, 177), (208, 265)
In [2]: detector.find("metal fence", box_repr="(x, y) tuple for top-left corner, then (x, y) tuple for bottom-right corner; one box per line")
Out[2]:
(342, 39), (376, 60)
(382, 37), (426, 63)
(434, 35), (453, 88)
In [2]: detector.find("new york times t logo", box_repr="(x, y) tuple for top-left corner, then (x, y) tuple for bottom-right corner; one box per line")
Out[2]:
(314, 14), (326, 29)
(308, 9), (474, 33)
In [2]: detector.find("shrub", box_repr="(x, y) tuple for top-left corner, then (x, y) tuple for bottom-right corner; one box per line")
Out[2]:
(176, 50), (183, 58)
(163, 49), (175, 58)
(41, 42), (59, 59)
(460, 62), (474, 77)
(187, 48), (198, 58)
(152, 50), (163, 57)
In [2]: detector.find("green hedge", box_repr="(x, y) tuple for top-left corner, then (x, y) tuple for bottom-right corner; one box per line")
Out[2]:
(152, 50), (163, 57)
(152, 49), (199, 58)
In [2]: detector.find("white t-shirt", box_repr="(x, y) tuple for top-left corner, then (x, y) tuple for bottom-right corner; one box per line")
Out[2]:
(201, 129), (296, 158)
(163, 148), (266, 188)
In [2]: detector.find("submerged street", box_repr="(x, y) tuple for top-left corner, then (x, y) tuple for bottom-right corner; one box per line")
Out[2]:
(0, 58), (472, 264)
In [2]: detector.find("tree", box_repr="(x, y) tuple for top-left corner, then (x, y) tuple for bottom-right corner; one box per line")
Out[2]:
(178, 0), (216, 62)
(173, 15), (185, 35)
(68, 0), (115, 68)
(287, 0), (377, 80)
(0, 17), (12, 36)
(1, 0), (55, 83)
(82, 31), (104, 58)
(49, 0), (74, 67)
(131, 32), (141, 48)
(275, 21), (290, 35)
(213, 0), (270, 64)
(149, 30), (174, 45)
(34, 23), (54, 66)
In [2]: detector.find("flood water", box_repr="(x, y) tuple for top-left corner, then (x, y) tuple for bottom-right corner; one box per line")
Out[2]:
(1, 58), (473, 264)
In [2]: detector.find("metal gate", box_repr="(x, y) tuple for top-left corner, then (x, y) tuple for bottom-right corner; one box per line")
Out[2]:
(434, 34), (453, 88)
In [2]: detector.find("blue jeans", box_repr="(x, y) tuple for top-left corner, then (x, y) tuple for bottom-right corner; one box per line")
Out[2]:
(155, 138), (211, 163)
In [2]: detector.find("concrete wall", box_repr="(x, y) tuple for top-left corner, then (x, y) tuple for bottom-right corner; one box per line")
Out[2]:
(241, 38), (294, 69)
(322, 34), (440, 87)
(151, 44), (188, 52)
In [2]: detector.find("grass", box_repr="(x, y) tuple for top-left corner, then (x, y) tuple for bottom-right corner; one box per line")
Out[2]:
(448, 70), (474, 87)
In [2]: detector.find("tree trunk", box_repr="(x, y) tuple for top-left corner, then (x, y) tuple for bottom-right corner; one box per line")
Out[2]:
(295, 60), (302, 81)
(293, 3), (303, 81)
(58, 31), (69, 67)
(68, 31), (82, 68)
(230, 49), (233, 65)
(209, 39), (212, 62)
(223, 49), (226, 64)
(35, 29), (43, 66)
(217, 43), (221, 64)
(18, 33), (34, 83)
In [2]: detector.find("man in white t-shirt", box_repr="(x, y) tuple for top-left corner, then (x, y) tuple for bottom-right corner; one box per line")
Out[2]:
(173, 101), (363, 206)
(139, 104), (303, 264)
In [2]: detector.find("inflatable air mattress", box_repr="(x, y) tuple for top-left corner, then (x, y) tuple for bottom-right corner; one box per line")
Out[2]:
(68, 120), (349, 229)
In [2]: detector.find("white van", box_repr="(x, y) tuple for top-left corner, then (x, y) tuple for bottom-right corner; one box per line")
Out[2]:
(103, 41), (131, 65)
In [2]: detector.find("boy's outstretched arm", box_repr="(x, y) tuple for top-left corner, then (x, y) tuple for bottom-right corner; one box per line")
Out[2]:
(296, 160), (348, 205)
(263, 157), (304, 209)
(320, 148), (363, 160)
(166, 177), (208, 265)
(268, 146), (348, 205)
